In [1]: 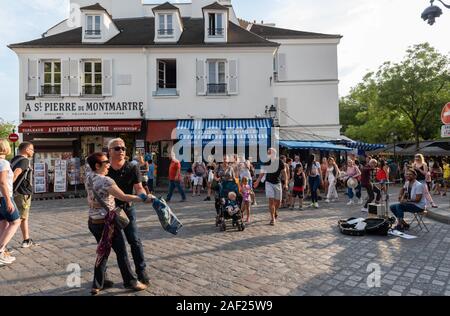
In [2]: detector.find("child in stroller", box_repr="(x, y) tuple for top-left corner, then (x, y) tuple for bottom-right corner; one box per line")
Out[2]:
(215, 176), (245, 232)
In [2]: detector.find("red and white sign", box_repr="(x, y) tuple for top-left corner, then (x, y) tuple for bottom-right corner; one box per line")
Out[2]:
(441, 102), (450, 125)
(8, 133), (19, 143)
(18, 120), (142, 134)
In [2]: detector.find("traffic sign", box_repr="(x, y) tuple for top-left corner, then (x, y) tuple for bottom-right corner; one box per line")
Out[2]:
(441, 102), (450, 125)
(8, 133), (19, 143)
(442, 125), (450, 138)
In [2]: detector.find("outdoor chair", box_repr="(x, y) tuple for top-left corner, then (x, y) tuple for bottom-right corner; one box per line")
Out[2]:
(408, 209), (429, 233)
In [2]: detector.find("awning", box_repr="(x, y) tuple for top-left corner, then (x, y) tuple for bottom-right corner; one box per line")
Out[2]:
(279, 141), (352, 151)
(343, 141), (386, 151)
(19, 120), (142, 134)
(146, 120), (177, 143)
(176, 119), (272, 145)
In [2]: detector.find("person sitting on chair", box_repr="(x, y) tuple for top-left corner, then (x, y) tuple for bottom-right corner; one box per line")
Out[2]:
(389, 169), (426, 232)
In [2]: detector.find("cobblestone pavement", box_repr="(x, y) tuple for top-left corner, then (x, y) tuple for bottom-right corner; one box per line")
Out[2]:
(1, 187), (450, 296)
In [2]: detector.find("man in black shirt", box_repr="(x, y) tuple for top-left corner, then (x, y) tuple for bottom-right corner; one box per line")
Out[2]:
(11, 142), (35, 248)
(254, 148), (288, 226)
(107, 138), (150, 286)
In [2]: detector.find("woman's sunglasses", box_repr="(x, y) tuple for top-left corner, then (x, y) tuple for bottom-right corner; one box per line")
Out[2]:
(100, 160), (110, 165)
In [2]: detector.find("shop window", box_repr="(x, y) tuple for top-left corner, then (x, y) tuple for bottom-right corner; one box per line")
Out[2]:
(82, 61), (102, 96)
(154, 59), (177, 96)
(42, 61), (61, 96)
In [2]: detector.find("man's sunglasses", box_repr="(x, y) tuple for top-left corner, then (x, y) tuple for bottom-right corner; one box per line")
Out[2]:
(112, 146), (127, 152)
(100, 160), (110, 165)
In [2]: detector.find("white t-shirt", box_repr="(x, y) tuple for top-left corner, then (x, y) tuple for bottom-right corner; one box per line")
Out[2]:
(0, 159), (14, 198)
(404, 180), (426, 210)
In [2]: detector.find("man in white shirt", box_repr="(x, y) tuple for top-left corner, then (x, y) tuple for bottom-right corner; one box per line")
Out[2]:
(390, 169), (426, 231)
(291, 156), (301, 169)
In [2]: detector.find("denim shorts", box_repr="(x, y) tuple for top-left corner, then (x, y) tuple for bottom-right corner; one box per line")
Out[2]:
(0, 197), (20, 222)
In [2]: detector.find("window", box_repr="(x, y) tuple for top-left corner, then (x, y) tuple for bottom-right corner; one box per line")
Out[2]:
(86, 15), (101, 37)
(83, 61), (102, 95)
(208, 13), (224, 37)
(158, 14), (174, 36)
(207, 60), (226, 94)
(42, 61), (61, 95)
(155, 59), (177, 96)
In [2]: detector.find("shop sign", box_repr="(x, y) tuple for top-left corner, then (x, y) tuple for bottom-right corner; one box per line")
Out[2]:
(23, 101), (144, 120)
(21, 125), (141, 134)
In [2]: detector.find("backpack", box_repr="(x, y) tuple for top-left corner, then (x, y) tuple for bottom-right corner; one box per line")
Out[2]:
(11, 156), (32, 195)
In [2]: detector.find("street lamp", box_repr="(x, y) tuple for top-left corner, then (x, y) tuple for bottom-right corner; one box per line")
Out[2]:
(422, 0), (450, 25)
(265, 105), (278, 126)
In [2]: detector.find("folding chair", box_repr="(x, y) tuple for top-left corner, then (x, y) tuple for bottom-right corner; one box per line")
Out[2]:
(409, 209), (429, 232)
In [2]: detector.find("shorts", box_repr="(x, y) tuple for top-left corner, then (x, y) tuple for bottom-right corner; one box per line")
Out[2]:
(193, 176), (203, 186)
(0, 197), (20, 222)
(14, 194), (32, 219)
(292, 190), (304, 199)
(265, 182), (282, 201)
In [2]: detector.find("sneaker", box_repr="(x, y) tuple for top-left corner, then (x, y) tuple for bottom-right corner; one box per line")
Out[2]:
(0, 251), (15, 264)
(358, 199), (364, 205)
(361, 208), (368, 213)
(314, 203), (319, 208)
(325, 199), (330, 203)
(346, 200), (354, 206)
(204, 197), (211, 201)
(137, 271), (150, 286)
(22, 239), (36, 248)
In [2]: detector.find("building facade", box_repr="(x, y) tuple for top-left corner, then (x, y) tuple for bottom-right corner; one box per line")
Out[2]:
(9, 0), (344, 186)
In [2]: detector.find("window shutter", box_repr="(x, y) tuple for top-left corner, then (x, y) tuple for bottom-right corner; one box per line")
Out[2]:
(196, 59), (206, 95)
(278, 53), (287, 81)
(27, 59), (39, 97)
(69, 59), (80, 96)
(279, 98), (288, 126)
(227, 59), (239, 95)
(61, 59), (70, 96)
(102, 59), (113, 96)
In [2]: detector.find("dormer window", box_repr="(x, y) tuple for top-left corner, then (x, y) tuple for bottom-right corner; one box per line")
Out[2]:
(208, 13), (224, 37)
(86, 15), (101, 38)
(158, 14), (174, 37)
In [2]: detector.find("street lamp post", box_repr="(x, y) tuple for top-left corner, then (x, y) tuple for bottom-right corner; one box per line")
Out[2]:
(422, 0), (450, 25)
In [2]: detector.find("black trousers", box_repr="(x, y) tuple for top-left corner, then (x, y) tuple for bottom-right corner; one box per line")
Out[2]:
(363, 184), (381, 209)
(88, 221), (136, 289)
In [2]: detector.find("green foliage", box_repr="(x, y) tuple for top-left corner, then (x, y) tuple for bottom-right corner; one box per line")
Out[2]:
(340, 43), (450, 148)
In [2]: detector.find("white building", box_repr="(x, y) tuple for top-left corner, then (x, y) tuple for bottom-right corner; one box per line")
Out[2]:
(9, 0), (348, 178)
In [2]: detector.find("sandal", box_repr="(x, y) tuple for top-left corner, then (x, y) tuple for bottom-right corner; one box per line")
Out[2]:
(91, 288), (101, 296)
(269, 220), (275, 226)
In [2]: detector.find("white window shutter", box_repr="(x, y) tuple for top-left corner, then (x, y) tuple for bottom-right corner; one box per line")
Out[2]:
(279, 98), (288, 126)
(102, 59), (113, 96)
(227, 59), (238, 95)
(69, 59), (80, 96)
(27, 59), (39, 97)
(196, 59), (206, 96)
(61, 59), (70, 96)
(278, 53), (287, 81)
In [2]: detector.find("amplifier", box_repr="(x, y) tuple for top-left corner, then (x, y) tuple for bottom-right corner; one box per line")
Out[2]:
(368, 203), (387, 217)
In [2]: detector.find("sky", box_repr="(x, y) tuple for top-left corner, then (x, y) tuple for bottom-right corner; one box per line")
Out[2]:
(1, 0), (450, 125)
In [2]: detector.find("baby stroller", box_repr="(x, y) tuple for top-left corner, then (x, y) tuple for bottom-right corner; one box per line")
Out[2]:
(215, 179), (245, 232)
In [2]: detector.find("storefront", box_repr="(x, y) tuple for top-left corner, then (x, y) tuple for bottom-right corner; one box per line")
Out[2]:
(19, 119), (145, 194)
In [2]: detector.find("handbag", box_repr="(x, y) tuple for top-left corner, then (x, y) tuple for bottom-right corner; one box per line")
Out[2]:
(88, 177), (130, 229)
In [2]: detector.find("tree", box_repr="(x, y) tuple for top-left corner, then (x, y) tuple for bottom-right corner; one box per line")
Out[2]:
(375, 43), (450, 150)
(0, 118), (15, 139)
(340, 43), (450, 148)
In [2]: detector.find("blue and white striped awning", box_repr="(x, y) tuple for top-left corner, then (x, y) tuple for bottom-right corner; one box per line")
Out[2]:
(177, 119), (272, 144)
(344, 141), (386, 151)
(279, 141), (352, 152)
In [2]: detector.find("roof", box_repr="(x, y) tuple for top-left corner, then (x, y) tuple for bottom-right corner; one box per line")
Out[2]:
(152, 2), (179, 12)
(249, 23), (342, 39)
(80, 3), (108, 12)
(202, 2), (228, 11)
(9, 18), (279, 48)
